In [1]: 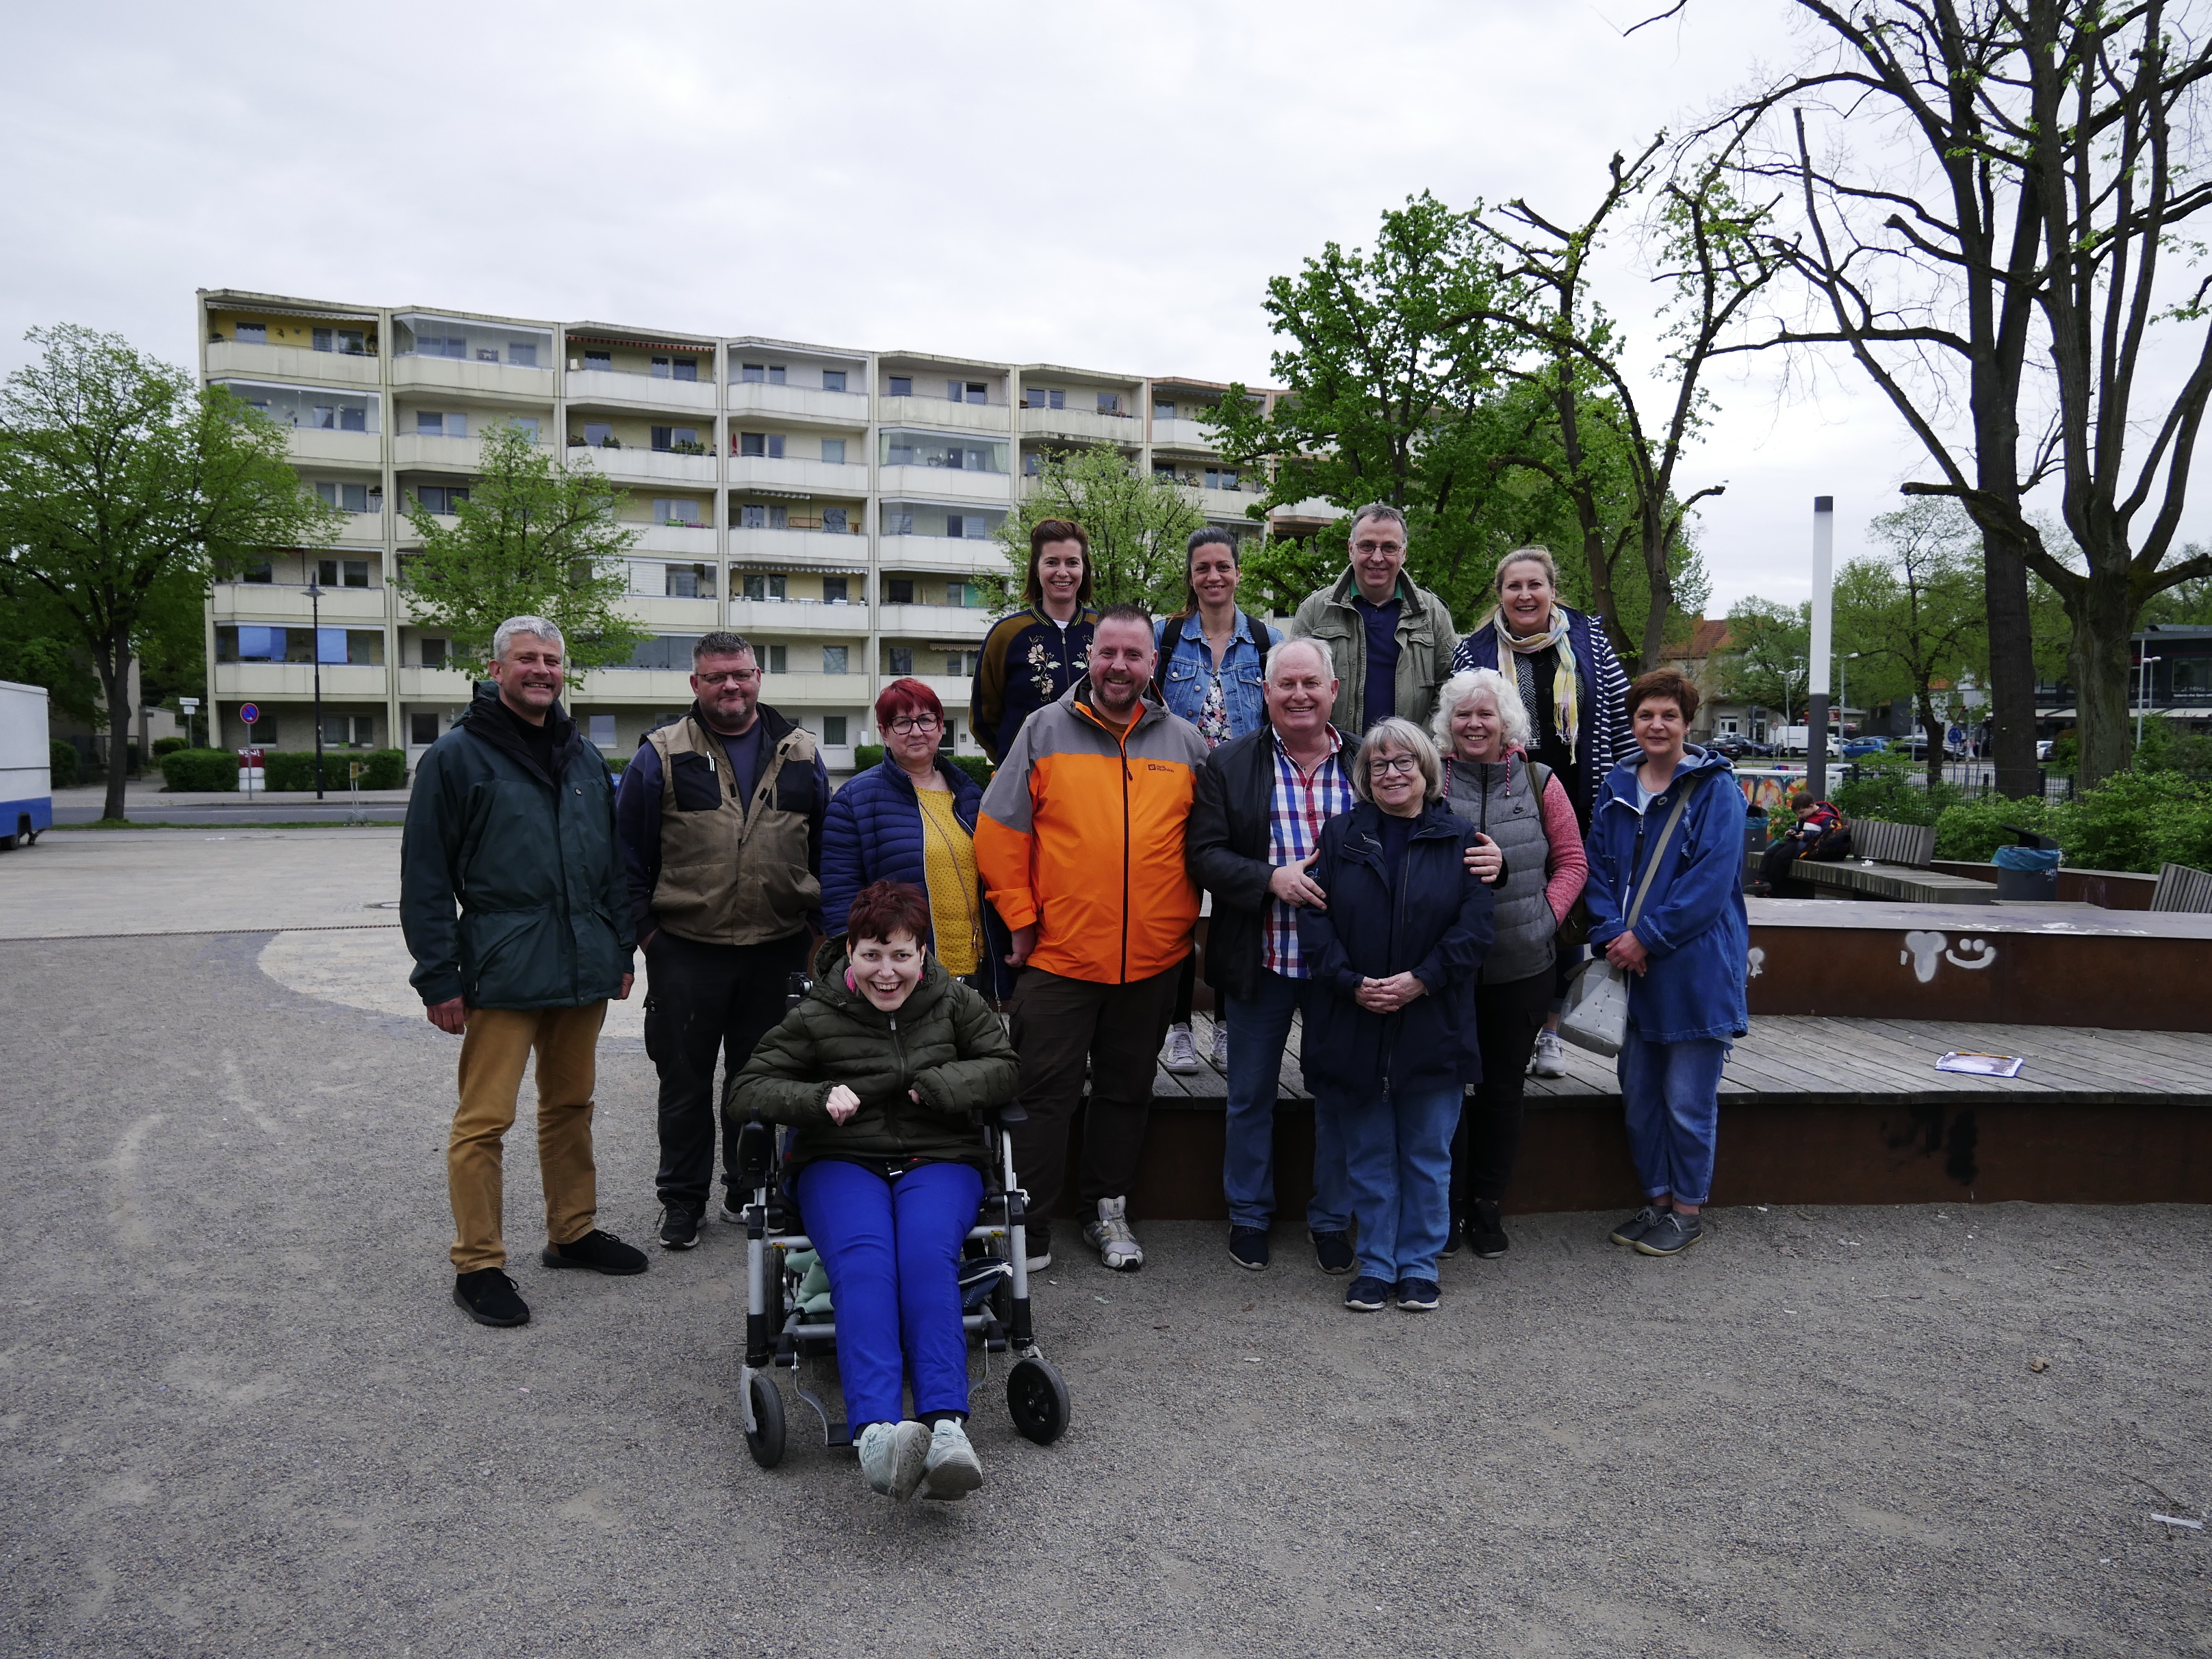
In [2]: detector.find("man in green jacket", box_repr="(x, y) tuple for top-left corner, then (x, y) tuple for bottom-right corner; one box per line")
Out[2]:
(1287, 502), (1458, 738)
(402, 615), (646, 1328)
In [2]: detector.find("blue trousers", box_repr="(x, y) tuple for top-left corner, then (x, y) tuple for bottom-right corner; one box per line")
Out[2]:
(794, 1158), (983, 1433)
(1617, 1030), (1728, 1206)
(1313, 1083), (1460, 1283)
(1223, 970), (1350, 1233)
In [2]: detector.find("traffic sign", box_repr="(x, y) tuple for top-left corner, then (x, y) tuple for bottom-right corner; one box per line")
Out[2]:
(240, 702), (261, 726)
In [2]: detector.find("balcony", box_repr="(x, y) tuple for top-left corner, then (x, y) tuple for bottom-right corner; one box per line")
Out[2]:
(567, 443), (718, 486)
(750, 671), (875, 703)
(213, 663), (391, 699)
(728, 382), (872, 427)
(1149, 415), (1226, 453)
(902, 675), (977, 711)
(627, 522), (719, 556)
(878, 395), (1009, 433)
(1272, 496), (1339, 523)
(877, 603), (994, 639)
(1176, 484), (1265, 522)
(287, 428), (383, 467)
(331, 510), (387, 545)
(212, 582), (389, 623)
(729, 525), (870, 563)
(571, 665), (698, 702)
(396, 665), (475, 699)
(728, 598), (871, 636)
(206, 339), (381, 388)
(618, 594), (721, 629)
(564, 367), (719, 415)
(1018, 405), (1142, 446)
(391, 433), (487, 472)
(393, 354), (555, 402)
(877, 463), (1010, 504)
(727, 455), (869, 493)
(877, 535), (1010, 576)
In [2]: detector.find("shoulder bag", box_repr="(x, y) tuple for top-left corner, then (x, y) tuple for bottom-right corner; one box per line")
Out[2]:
(1557, 777), (1699, 1058)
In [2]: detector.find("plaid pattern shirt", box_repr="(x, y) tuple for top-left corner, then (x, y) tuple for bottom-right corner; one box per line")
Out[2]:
(1261, 725), (1354, 978)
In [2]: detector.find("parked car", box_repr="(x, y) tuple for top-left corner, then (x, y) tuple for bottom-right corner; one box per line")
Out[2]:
(1706, 733), (1775, 759)
(2036, 738), (2056, 762)
(1840, 737), (1889, 760)
(1890, 734), (1965, 761)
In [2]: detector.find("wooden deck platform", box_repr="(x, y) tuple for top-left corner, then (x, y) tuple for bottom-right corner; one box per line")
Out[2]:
(1096, 1010), (2212, 1220)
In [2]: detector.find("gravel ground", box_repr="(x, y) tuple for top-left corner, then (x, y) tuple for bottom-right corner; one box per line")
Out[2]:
(3, 929), (2207, 1658)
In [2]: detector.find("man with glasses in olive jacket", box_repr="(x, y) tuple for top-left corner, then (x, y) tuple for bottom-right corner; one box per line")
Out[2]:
(402, 615), (645, 1330)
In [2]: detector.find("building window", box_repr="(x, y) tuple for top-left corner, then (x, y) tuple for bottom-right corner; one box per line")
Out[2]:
(741, 573), (788, 601)
(653, 426), (702, 453)
(946, 652), (977, 676)
(1027, 387), (1064, 410)
(741, 363), (764, 383)
(654, 498), (704, 526)
(316, 558), (370, 589)
(882, 510), (914, 535)
(822, 576), (849, 604)
(583, 350), (612, 372)
(582, 421), (613, 447)
(740, 504), (766, 528)
(240, 556), (274, 583)
(315, 480), (375, 513)
(769, 365), (786, 385)
(421, 637), (448, 669)
(1205, 467), (1239, 491)
(665, 563), (715, 598)
(1155, 399), (1176, 420)
(823, 646), (849, 674)
(888, 376), (912, 397)
(235, 322), (266, 344)
(620, 634), (705, 671)
(1025, 452), (1041, 476)
(412, 485), (470, 514)
(508, 342), (537, 368)
(587, 714), (615, 748)
(311, 327), (367, 355)
(823, 507), (849, 533)
(767, 644), (788, 673)
(823, 370), (847, 393)
(409, 712), (440, 745)
(886, 579), (914, 604)
(882, 435), (1005, 472)
(823, 715), (848, 746)
(738, 432), (783, 459)
(1098, 392), (1120, 415)
(947, 582), (975, 608)
(768, 506), (788, 530)
(821, 438), (846, 465)
(888, 647), (913, 676)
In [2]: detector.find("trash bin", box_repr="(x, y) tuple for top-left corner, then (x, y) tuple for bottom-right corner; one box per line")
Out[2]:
(1993, 829), (2061, 901)
(1742, 806), (1769, 893)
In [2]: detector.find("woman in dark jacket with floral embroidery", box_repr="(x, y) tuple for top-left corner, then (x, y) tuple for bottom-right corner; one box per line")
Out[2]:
(971, 518), (1099, 764)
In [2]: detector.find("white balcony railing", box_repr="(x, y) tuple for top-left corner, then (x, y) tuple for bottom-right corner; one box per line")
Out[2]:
(875, 603), (994, 639)
(567, 444), (719, 485)
(207, 339), (382, 388)
(393, 354), (555, 400)
(728, 383), (873, 426)
(212, 582), (390, 623)
(876, 535), (1011, 576)
(627, 522), (719, 556)
(876, 464), (1010, 504)
(877, 395), (1012, 433)
(396, 666), (475, 699)
(727, 455), (869, 493)
(391, 433), (487, 471)
(1018, 405), (1142, 445)
(1148, 415), (1226, 453)
(286, 428), (383, 467)
(563, 367), (719, 414)
(212, 663), (391, 699)
(728, 598), (871, 635)
(728, 525), (870, 563)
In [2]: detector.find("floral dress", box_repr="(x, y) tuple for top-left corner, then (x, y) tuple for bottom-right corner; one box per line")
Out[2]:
(1194, 663), (1231, 748)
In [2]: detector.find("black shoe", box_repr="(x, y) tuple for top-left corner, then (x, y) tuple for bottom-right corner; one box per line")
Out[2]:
(541, 1229), (649, 1275)
(1465, 1199), (1510, 1259)
(658, 1203), (702, 1251)
(1310, 1230), (1356, 1276)
(1440, 1215), (1464, 1258)
(1608, 1205), (1664, 1247)
(1634, 1212), (1705, 1257)
(1395, 1277), (1440, 1312)
(1228, 1226), (1270, 1270)
(454, 1268), (530, 1327)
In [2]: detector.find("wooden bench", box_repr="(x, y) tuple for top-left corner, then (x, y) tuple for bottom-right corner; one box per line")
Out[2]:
(2153, 860), (2212, 913)
(1787, 816), (1998, 905)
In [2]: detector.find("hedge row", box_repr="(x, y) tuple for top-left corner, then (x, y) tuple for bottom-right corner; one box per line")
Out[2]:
(156, 747), (409, 793)
(157, 749), (237, 792)
(1931, 771), (2212, 873)
(49, 739), (78, 789)
(850, 744), (992, 787)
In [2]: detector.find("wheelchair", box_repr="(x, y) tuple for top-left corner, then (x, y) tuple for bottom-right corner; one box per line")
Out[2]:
(733, 977), (1070, 1470)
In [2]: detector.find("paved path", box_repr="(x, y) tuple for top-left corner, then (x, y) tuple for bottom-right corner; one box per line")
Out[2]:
(49, 784), (412, 827)
(2, 836), (2207, 1656)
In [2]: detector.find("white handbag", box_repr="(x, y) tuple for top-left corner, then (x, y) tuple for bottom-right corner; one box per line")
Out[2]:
(1557, 780), (1699, 1058)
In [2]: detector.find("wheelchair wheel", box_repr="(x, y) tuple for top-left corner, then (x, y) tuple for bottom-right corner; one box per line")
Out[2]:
(1006, 1356), (1070, 1445)
(745, 1373), (786, 1469)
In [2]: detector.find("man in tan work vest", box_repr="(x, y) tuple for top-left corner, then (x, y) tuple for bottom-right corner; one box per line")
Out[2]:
(613, 630), (830, 1250)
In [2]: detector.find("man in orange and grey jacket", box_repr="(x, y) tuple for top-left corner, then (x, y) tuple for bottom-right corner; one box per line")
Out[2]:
(976, 601), (1210, 1275)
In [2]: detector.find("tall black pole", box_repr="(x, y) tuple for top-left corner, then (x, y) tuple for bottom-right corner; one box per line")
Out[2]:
(309, 576), (326, 800)
(1806, 497), (1834, 799)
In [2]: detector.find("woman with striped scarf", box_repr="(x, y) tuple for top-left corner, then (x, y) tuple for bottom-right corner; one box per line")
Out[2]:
(1448, 547), (1634, 1077)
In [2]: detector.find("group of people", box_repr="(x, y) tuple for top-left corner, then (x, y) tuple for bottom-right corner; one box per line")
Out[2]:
(398, 503), (1750, 1500)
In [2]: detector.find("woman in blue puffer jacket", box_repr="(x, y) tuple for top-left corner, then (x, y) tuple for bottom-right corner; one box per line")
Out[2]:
(1582, 668), (1749, 1260)
(822, 679), (1009, 998)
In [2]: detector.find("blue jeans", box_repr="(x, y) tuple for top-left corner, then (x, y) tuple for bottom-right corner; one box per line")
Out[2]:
(794, 1158), (983, 1432)
(1617, 1031), (1728, 1206)
(1223, 970), (1350, 1233)
(1313, 1083), (1460, 1283)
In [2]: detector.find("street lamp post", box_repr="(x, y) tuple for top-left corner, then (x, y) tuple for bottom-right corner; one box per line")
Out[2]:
(2137, 655), (2163, 750)
(307, 574), (326, 800)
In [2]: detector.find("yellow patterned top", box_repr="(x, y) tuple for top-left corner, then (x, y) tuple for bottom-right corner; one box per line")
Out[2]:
(914, 786), (981, 977)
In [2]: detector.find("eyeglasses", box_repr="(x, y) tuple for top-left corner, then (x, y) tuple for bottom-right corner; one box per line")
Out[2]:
(1370, 754), (1422, 777)
(1352, 539), (1405, 555)
(696, 669), (757, 688)
(888, 714), (941, 734)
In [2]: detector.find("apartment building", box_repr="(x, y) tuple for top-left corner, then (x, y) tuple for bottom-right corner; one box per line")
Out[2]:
(197, 289), (1330, 773)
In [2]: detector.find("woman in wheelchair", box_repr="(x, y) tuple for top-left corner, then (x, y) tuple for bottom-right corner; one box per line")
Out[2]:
(730, 880), (1019, 1501)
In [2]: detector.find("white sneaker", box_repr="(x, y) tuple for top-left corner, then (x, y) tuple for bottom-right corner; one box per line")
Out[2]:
(918, 1417), (985, 1502)
(1084, 1196), (1144, 1272)
(1528, 1029), (1568, 1079)
(1210, 1022), (1229, 1068)
(1161, 1024), (1201, 1074)
(856, 1419), (931, 1501)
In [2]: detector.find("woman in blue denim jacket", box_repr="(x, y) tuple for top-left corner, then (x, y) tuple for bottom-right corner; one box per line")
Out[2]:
(1151, 528), (1280, 1071)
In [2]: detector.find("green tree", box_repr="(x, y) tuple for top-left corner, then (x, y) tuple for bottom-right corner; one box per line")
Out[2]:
(1837, 501), (1989, 787)
(396, 422), (645, 678)
(1716, 597), (1809, 721)
(1208, 192), (1508, 613)
(0, 324), (339, 820)
(986, 445), (1201, 613)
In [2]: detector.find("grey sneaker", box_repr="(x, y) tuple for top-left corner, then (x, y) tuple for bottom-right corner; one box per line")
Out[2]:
(1634, 1211), (1705, 1257)
(918, 1418), (984, 1502)
(856, 1420), (931, 1501)
(1528, 1030), (1569, 1078)
(1083, 1196), (1144, 1272)
(1609, 1205), (1664, 1247)
(1161, 1025), (1201, 1074)
(1210, 1022), (1230, 1068)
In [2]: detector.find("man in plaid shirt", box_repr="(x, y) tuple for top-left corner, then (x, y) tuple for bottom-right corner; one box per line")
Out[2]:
(1186, 636), (1359, 1274)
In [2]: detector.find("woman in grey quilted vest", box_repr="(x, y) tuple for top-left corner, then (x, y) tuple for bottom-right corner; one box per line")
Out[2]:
(1435, 669), (1589, 1259)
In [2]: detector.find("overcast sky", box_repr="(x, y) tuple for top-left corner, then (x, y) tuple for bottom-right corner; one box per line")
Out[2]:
(1, 0), (2133, 615)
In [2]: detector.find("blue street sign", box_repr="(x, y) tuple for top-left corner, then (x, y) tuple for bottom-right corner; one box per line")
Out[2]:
(240, 703), (261, 725)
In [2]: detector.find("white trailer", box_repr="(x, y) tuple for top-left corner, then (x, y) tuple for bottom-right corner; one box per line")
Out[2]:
(0, 679), (53, 850)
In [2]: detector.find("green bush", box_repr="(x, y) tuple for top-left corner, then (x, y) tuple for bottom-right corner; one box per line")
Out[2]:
(1934, 795), (2053, 863)
(261, 748), (407, 790)
(2135, 715), (2212, 776)
(845, 745), (992, 788)
(158, 748), (239, 792)
(2059, 769), (2212, 873)
(949, 754), (994, 788)
(49, 739), (78, 789)
(1834, 750), (1961, 827)
(152, 736), (189, 758)
(359, 749), (407, 789)
(853, 744), (885, 770)
(605, 755), (628, 775)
